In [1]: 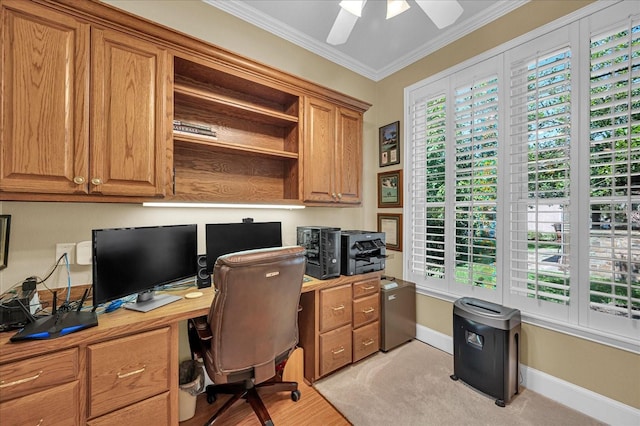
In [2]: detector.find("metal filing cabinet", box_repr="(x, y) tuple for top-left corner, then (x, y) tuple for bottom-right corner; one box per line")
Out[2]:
(380, 279), (416, 352)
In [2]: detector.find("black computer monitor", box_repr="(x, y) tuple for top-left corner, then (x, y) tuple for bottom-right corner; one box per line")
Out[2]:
(205, 222), (282, 273)
(92, 224), (198, 312)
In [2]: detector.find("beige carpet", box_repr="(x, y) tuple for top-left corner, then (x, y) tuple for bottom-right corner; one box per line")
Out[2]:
(314, 340), (604, 426)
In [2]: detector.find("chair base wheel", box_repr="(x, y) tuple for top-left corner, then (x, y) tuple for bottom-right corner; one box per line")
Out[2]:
(291, 389), (301, 402)
(207, 393), (216, 404)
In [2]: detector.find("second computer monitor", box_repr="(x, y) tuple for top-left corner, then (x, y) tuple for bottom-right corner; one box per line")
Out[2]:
(205, 221), (282, 274)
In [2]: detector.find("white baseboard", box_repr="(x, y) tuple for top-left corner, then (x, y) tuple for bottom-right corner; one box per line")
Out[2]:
(415, 324), (640, 426)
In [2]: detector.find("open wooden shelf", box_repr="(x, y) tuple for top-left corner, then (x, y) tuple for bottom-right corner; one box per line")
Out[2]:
(174, 83), (298, 126)
(173, 132), (298, 160)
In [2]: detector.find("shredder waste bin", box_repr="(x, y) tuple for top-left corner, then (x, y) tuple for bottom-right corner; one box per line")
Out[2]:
(179, 360), (205, 421)
(450, 297), (521, 407)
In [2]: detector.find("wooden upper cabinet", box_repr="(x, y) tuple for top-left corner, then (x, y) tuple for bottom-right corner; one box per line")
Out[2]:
(90, 28), (168, 197)
(0, 0), (168, 199)
(0, 0), (90, 194)
(335, 107), (363, 205)
(303, 97), (363, 205)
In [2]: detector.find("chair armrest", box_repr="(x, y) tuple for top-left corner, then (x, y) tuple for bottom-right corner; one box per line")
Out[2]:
(190, 315), (213, 342)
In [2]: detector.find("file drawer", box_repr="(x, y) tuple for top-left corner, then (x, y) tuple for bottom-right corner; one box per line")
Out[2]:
(353, 321), (379, 362)
(353, 293), (379, 328)
(319, 284), (352, 332)
(0, 348), (78, 402)
(353, 277), (379, 299)
(87, 391), (170, 426)
(0, 380), (79, 425)
(88, 327), (171, 418)
(319, 324), (352, 376)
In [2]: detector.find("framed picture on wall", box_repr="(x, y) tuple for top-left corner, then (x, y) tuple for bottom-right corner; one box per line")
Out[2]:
(379, 121), (400, 167)
(0, 215), (10, 270)
(378, 170), (403, 208)
(378, 213), (402, 251)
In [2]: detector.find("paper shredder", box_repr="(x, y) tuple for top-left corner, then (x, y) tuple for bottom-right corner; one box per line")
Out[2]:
(450, 297), (520, 407)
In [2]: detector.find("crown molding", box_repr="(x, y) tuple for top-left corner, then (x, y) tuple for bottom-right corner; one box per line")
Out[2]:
(203, 0), (528, 81)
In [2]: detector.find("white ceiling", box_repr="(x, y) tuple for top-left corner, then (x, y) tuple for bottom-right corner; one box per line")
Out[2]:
(203, 0), (528, 81)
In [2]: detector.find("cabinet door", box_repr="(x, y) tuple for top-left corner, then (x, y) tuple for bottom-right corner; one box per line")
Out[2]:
(0, 1), (89, 194)
(90, 27), (168, 197)
(335, 107), (362, 204)
(303, 97), (336, 203)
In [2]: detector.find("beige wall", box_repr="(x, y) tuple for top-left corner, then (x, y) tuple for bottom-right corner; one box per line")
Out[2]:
(1, 0), (637, 411)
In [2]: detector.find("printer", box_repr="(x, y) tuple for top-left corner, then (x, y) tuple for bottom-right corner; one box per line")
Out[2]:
(340, 230), (386, 276)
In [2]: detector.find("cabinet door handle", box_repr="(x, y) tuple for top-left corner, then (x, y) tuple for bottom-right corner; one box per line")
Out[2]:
(117, 365), (146, 379)
(331, 192), (337, 199)
(91, 178), (102, 185)
(331, 304), (345, 311)
(362, 307), (375, 314)
(362, 338), (375, 346)
(337, 193), (342, 199)
(73, 176), (85, 184)
(331, 346), (345, 355)
(0, 370), (43, 388)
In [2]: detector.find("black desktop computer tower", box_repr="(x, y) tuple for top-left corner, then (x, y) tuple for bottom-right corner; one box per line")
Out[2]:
(296, 226), (341, 280)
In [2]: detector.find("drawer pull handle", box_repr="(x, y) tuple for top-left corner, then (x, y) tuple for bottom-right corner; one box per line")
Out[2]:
(362, 339), (375, 346)
(332, 346), (345, 355)
(36, 419), (44, 426)
(0, 370), (43, 388)
(362, 307), (375, 314)
(332, 304), (345, 312)
(117, 366), (146, 379)
(362, 285), (375, 290)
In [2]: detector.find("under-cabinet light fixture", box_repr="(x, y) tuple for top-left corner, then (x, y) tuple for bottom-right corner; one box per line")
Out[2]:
(142, 202), (305, 210)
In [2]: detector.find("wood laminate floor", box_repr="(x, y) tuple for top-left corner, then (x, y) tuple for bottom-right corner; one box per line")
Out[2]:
(179, 381), (350, 426)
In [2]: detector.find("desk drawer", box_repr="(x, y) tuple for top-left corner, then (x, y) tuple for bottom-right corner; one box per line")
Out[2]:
(0, 380), (79, 425)
(0, 348), (78, 402)
(353, 321), (379, 362)
(319, 324), (352, 377)
(87, 391), (170, 426)
(88, 327), (171, 418)
(319, 284), (352, 333)
(353, 277), (379, 298)
(353, 293), (379, 328)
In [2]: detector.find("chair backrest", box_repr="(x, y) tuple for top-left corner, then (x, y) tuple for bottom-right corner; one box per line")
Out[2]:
(205, 245), (306, 384)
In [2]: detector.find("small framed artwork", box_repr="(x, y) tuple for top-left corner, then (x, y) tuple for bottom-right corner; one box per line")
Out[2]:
(378, 213), (402, 251)
(0, 215), (10, 270)
(379, 121), (400, 167)
(378, 170), (403, 208)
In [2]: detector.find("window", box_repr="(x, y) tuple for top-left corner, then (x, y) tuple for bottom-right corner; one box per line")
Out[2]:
(405, 1), (639, 346)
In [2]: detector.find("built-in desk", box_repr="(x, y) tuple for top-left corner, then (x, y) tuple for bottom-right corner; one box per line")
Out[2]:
(0, 287), (215, 425)
(0, 273), (380, 424)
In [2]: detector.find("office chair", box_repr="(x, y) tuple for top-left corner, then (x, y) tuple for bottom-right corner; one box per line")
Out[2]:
(188, 246), (306, 426)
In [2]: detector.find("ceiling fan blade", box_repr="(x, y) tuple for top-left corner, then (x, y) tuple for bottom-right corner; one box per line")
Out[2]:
(415, 0), (463, 29)
(327, 0), (368, 45)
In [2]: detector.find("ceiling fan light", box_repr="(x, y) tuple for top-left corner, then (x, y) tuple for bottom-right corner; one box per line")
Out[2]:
(339, 0), (364, 17)
(386, 0), (410, 19)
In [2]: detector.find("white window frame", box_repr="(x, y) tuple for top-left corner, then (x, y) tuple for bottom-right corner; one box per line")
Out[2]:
(403, 0), (640, 352)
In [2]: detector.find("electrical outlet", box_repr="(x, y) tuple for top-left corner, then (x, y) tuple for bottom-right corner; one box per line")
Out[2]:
(56, 243), (75, 264)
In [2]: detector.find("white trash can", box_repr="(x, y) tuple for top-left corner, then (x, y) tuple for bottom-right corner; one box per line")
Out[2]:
(179, 360), (204, 421)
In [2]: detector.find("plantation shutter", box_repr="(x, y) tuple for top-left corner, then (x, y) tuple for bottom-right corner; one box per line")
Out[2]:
(507, 34), (573, 315)
(588, 17), (640, 321)
(452, 73), (499, 292)
(407, 91), (447, 285)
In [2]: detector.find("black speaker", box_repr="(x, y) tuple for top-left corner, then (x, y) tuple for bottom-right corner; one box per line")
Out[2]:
(196, 254), (211, 288)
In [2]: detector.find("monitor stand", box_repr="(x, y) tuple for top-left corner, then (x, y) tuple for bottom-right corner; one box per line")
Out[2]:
(124, 291), (181, 313)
